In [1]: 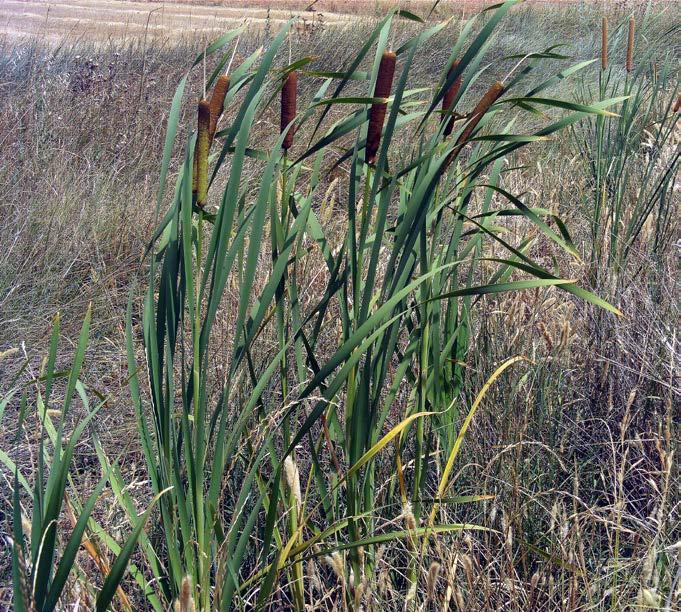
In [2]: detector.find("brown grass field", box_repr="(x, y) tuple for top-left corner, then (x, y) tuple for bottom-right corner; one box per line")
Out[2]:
(0, 0), (619, 41)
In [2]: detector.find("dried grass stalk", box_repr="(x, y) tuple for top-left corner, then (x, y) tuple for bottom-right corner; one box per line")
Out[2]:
(442, 60), (462, 137)
(196, 99), (211, 207)
(366, 50), (396, 164)
(601, 17), (608, 71)
(209, 74), (230, 141)
(281, 71), (298, 150)
(626, 17), (635, 73)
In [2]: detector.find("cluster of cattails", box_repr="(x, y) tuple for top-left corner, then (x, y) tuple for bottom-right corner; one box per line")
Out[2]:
(193, 74), (231, 207)
(366, 50), (397, 164)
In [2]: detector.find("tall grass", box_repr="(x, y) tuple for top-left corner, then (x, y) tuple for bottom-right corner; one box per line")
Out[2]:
(5, 1), (663, 609)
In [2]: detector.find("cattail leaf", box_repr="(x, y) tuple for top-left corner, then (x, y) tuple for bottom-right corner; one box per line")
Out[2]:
(12, 470), (27, 612)
(95, 489), (170, 612)
(310, 524), (490, 558)
(479, 184), (581, 258)
(0, 451), (30, 493)
(155, 74), (188, 216)
(282, 57), (315, 72)
(501, 96), (629, 116)
(430, 356), (526, 524)
(302, 69), (368, 80)
(396, 8), (424, 22)
(43, 472), (109, 611)
(61, 303), (91, 418)
(347, 411), (435, 479)
(191, 27), (244, 68)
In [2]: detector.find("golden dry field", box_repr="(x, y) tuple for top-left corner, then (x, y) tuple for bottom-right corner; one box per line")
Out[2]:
(1, 0), (592, 41)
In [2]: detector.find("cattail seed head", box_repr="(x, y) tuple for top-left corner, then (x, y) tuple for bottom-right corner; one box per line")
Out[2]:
(626, 17), (635, 73)
(209, 74), (230, 141)
(427, 561), (441, 602)
(281, 70), (298, 150)
(324, 551), (345, 580)
(673, 94), (680, 113)
(442, 60), (462, 137)
(366, 50), (396, 164)
(457, 81), (504, 145)
(178, 575), (195, 612)
(601, 17), (608, 71)
(444, 81), (504, 171)
(196, 100), (211, 207)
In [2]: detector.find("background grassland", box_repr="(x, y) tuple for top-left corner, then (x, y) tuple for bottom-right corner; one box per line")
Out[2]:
(0, 1), (679, 609)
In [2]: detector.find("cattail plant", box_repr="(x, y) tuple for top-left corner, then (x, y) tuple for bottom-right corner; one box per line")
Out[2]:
(601, 17), (608, 71)
(281, 70), (298, 151)
(196, 99), (211, 207)
(366, 50), (396, 163)
(626, 17), (635, 73)
(209, 74), (230, 142)
(442, 60), (462, 137)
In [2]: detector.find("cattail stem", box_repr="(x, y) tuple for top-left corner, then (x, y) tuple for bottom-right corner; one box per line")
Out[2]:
(442, 60), (462, 137)
(443, 81), (504, 171)
(196, 100), (210, 207)
(626, 17), (635, 73)
(366, 51), (396, 164)
(209, 74), (230, 142)
(281, 71), (298, 150)
(601, 17), (608, 71)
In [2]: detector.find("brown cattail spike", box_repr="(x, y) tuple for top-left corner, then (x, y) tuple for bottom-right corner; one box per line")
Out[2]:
(442, 60), (463, 137)
(209, 74), (230, 142)
(196, 100), (211, 207)
(674, 95), (681, 114)
(601, 17), (608, 71)
(366, 51), (397, 164)
(444, 81), (504, 171)
(626, 17), (635, 73)
(281, 71), (298, 151)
